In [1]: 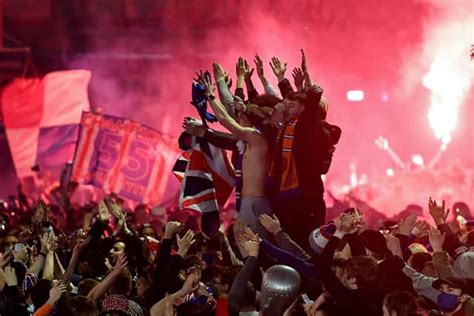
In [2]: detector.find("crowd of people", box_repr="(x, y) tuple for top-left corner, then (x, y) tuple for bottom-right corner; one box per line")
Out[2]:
(0, 50), (473, 316)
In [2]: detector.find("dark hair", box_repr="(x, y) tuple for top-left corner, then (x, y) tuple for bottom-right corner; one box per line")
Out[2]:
(384, 291), (421, 316)
(109, 268), (132, 295)
(78, 278), (99, 297)
(345, 256), (378, 288)
(409, 252), (433, 273)
(69, 295), (97, 316)
(183, 255), (202, 270)
(252, 94), (282, 108)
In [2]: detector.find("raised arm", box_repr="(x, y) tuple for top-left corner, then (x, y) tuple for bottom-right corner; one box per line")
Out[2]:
(182, 117), (238, 151)
(87, 253), (128, 301)
(213, 63), (236, 118)
(270, 56), (294, 98)
(301, 49), (313, 88)
(62, 236), (91, 289)
(254, 54), (278, 97)
(200, 72), (258, 142)
(228, 240), (259, 316)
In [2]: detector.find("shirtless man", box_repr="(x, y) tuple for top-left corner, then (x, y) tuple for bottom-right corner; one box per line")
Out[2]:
(199, 68), (273, 238)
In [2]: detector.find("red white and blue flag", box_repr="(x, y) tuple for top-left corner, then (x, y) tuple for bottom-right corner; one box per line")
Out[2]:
(72, 112), (179, 204)
(172, 138), (234, 213)
(1, 70), (91, 177)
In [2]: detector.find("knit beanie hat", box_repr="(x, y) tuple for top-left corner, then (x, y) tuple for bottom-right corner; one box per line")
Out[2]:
(453, 251), (474, 278)
(309, 224), (336, 255)
(359, 229), (389, 257)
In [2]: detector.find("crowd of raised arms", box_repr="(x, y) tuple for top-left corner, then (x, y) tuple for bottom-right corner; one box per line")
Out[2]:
(0, 50), (473, 316)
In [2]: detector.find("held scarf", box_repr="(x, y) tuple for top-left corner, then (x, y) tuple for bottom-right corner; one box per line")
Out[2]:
(269, 119), (299, 193)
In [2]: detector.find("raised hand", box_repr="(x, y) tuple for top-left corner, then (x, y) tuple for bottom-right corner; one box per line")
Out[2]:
(40, 232), (57, 254)
(383, 231), (402, 258)
(236, 57), (253, 79)
(292, 67), (305, 91)
(301, 49), (313, 88)
(0, 251), (12, 268)
(193, 69), (205, 83)
(428, 226), (446, 252)
(0, 266), (18, 286)
(164, 221), (182, 239)
(412, 220), (430, 238)
(428, 197), (450, 226)
(335, 212), (361, 237)
(242, 240), (259, 257)
(212, 62), (227, 82)
(181, 270), (200, 294)
(198, 71), (215, 97)
(112, 253), (128, 276)
(177, 229), (196, 258)
(98, 199), (111, 222)
(47, 281), (67, 305)
(269, 56), (287, 81)
(105, 197), (125, 223)
(259, 214), (282, 235)
(398, 214), (417, 236)
(182, 117), (206, 138)
(72, 235), (92, 257)
(254, 54), (265, 79)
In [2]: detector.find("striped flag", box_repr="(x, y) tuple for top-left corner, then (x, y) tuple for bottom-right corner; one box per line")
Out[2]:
(1, 70), (91, 177)
(72, 112), (179, 204)
(173, 137), (234, 213)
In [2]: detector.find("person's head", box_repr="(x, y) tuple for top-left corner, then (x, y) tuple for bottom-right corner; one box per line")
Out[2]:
(383, 291), (420, 316)
(202, 265), (229, 297)
(135, 272), (152, 296)
(134, 204), (150, 224)
(331, 258), (347, 282)
(452, 201), (472, 220)
(432, 277), (472, 313)
(408, 252), (433, 273)
(453, 251), (474, 279)
(3, 234), (18, 252)
(108, 241), (126, 262)
(12, 242), (30, 263)
(109, 268), (133, 296)
(69, 295), (97, 316)
(342, 256), (378, 290)
(78, 278), (100, 297)
(359, 229), (390, 261)
(140, 224), (157, 239)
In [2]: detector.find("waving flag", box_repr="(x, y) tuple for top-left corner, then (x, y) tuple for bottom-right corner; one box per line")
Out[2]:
(72, 112), (179, 204)
(172, 137), (234, 213)
(1, 70), (91, 177)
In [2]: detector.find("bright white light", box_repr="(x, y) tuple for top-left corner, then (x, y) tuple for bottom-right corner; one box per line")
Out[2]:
(386, 168), (395, 177)
(381, 94), (389, 103)
(411, 154), (424, 166)
(347, 90), (364, 101)
(423, 23), (473, 143)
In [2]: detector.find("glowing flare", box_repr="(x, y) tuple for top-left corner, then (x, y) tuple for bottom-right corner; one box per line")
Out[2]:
(423, 30), (472, 143)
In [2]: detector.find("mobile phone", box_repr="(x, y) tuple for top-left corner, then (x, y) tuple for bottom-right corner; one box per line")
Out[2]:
(14, 243), (24, 252)
(301, 293), (312, 304)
